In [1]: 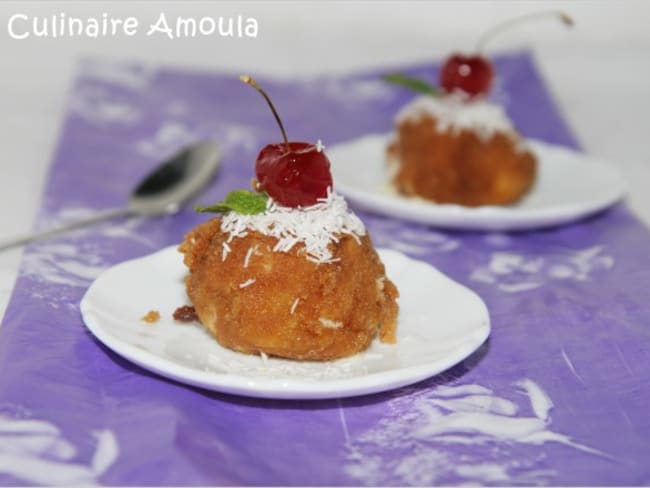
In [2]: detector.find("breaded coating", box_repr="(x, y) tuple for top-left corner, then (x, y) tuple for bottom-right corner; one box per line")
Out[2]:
(178, 219), (398, 361)
(388, 115), (536, 206)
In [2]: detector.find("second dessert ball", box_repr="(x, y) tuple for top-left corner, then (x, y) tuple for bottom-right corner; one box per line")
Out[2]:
(388, 95), (537, 206)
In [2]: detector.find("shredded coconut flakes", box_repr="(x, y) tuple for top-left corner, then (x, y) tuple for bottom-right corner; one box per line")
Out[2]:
(221, 241), (231, 262)
(243, 245), (258, 268)
(220, 190), (365, 264)
(396, 94), (515, 141)
(319, 318), (344, 329)
(290, 298), (300, 315)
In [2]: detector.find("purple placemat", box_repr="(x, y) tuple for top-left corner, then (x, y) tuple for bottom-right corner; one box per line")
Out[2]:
(2, 51), (650, 486)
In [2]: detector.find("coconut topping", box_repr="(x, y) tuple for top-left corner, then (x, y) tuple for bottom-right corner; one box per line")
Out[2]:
(243, 245), (259, 268)
(319, 318), (344, 329)
(239, 278), (256, 288)
(395, 94), (515, 139)
(290, 298), (300, 315)
(220, 189), (365, 264)
(221, 241), (231, 262)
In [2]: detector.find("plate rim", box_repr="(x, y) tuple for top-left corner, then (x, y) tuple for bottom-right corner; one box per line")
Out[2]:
(329, 134), (627, 231)
(80, 246), (490, 400)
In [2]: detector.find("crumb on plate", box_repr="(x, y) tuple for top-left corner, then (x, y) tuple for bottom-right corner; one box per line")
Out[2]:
(141, 310), (160, 324)
(173, 305), (199, 323)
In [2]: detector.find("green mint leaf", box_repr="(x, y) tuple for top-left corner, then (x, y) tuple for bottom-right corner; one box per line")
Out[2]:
(195, 190), (268, 215)
(382, 73), (439, 96)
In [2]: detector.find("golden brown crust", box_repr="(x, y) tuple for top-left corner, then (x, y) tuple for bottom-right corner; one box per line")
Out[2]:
(389, 115), (536, 206)
(178, 219), (399, 361)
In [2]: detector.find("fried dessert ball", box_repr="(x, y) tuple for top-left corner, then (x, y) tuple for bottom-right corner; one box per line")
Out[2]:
(178, 218), (398, 361)
(388, 96), (537, 206)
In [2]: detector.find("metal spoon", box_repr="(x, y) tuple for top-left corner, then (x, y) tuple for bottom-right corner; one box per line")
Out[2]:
(0, 140), (221, 251)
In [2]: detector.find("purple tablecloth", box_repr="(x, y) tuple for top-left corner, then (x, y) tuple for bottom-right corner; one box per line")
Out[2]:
(1, 51), (650, 485)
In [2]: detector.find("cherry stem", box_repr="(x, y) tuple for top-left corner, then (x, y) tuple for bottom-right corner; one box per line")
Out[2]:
(240, 75), (290, 151)
(475, 10), (574, 53)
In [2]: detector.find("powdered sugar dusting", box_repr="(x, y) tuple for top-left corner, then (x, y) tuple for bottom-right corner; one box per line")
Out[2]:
(395, 94), (515, 140)
(220, 190), (365, 264)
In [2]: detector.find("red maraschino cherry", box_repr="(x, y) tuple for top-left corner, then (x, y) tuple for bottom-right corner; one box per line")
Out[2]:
(440, 55), (494, 98)
(440, 10), (573, 98)
(240, 75), (333, 208)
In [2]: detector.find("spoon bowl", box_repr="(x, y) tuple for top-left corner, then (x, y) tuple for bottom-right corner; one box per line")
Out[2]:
(0, 140), (221, 250)
(129, 140), (221, 215)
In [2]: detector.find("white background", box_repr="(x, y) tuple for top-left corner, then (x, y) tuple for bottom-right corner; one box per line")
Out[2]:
(1, 0), (649, 318)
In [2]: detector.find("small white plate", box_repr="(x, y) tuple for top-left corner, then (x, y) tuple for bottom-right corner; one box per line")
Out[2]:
(328, 134), (627, 231)
(80, 246), (490, 399)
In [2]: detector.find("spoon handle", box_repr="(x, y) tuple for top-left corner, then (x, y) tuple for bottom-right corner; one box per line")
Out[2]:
(0, 207), (132, 251)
